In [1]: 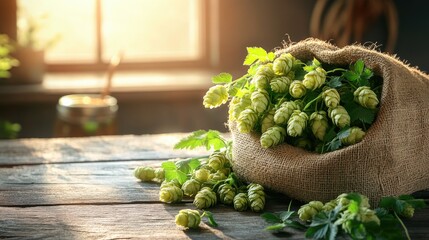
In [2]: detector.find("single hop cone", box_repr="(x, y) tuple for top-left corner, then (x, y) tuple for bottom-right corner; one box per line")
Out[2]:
(134, 166), (156, 181)
(208, 152), (228, 171)
(274, 101), (301, 125)
(193, 187), (217, 209)
(193, 168), (211, 183)
(175, 209), (201, 229)
(298, 201), (324, 222)
(248, 183), (265, 212)
(181, 179), (201, 197)
(322, 200), (337, 211)
(303, 67), (327, 90)
(217, 167), (231, 177)
(309, 111), (329, 141)
(203, 85), (229, 109)
(253, 75), (270, 90)
(251, 90), (270, 114)
(209, 171), (227, 182)
(401, 203), (415, 218)
(161, 179), (181, 189)
(218, 183), (236, 205)
(261, 108), (275, 133)
(270, 76), (292, 93)
(360, 208), (381, 225)
(155, 168), (165, 181)
(260, 126), (286, 148)
(229, 94), (251, 121)
(354, 86), (379, 109)
(159, 185), (183, 203)
(289, 80), (307, 99)
(287, 110), (309, 137)
(341, 127), (365, 145)
(273, 53), (295, 75)
(322, 88), (340, 108)
(233, 193), (249, 211)
(256, 63), (275, 79)
(237, 108), (258, 133)
(328, 106), (350, 128)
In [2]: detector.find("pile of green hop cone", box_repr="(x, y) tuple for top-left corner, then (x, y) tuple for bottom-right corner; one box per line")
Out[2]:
(203, 47), (382, 153)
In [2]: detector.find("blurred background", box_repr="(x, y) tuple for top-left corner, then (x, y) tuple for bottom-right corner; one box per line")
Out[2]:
(0, 0), (428, 138)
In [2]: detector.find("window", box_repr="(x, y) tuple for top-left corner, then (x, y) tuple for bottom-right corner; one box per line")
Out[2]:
(17, 0), (210, 72)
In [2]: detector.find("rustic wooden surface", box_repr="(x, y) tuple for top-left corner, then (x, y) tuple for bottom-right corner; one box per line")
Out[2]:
(0, 134), (428, 239)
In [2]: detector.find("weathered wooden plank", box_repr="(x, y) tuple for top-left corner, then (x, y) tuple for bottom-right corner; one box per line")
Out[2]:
(0, 134), (211, 166)
(1, 203), (428, 240)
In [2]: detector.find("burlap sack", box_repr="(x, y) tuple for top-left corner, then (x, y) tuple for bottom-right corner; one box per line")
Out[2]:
(230, 38), (429, 204)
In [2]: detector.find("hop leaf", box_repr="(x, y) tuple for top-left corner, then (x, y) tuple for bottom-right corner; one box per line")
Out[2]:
(174, 130), (226, 151)
(212, 72), (232, 84)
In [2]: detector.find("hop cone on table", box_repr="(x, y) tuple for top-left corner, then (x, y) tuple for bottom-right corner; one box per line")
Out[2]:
(175, 209), (201, 229)
(298, 201), (323, 222)
(270, 76), (292, 93)
(322, 88), (341, 108)
(218, 183), (236, 205)
(341, 127), (365, 145)
(289, 80), (307, 99)
(251, 90), (270, 114)
(193, 168), (211, 183)
(260, 126), (286, 148)
(155, 168), (165, 181)
(134, 166), (156, 181)
(194, 187), (217, 209)
(273, 53), (295, 75)
(237, 109), (258, 133)
(303, 67), (327, 90)
(209, 171), (227, 182)
(248, 183), (265, 212)
(274, 101), (302, 125)
(287, 110), (308, 137)
(309, 111), (329, 141)
(203, 85), (229, 109)
(328, 106), (351, 128)
(261, 108), (276, 133)
(233, 193), (249, 212)
(208, 152), (228, 171)
(159, 184), (183, 203)
(181, 179), (201, 197)
(354, 86), (379, 109)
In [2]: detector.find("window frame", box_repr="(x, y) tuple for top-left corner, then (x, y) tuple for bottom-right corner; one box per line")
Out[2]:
(19, 0), (214, 72)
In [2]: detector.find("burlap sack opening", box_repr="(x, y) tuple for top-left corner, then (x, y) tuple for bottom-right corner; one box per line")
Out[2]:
(230, 38), (429, 205)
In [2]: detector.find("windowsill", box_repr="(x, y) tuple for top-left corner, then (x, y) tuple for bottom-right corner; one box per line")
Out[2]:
(0, 69), (239, 104)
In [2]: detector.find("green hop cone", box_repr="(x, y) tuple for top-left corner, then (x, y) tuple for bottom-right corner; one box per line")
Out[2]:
(193, 168), (211, 183)
(203, 85), (229, 109)
(289, 80), (307, 99)
(322, 200), (337, 211)
(229, 94), (252, 121)
(309, 111), (329, 141)
(159, 185), (183, 203)
(360, 207), (380, 225)
(261, 108), (275, 133)
(303, 67), (327, 90)
(155, 168), (165, 181)
(270, 76), (292, 93)
(341, 127), (365, 145)
(287, 110), (309, 137)
(175, 209), (201, 229)
(251, 89), (270, 114)
(298, 201), (324, 222)
(328, 106), (350, 128)
(233, 193), (249, 211)
(274, 101), (302, 125)
(256, 63), (275, 79)
(248, 183), (265, 212)
(335, 193), (370, 209)
(295, 137), (312, 150)
(253, 75), (270, 90)
(194, 187), (217, 209)
(134, 166), (156, 181)
(237, 108), (258, 133)
(260, 126), (286, 148)
(218, 183), (236, 205)
(161, 179), (181, 189)
(217, 167), (231, 177)
(181, 179), (201, 197)
(354, 86), (379, 109)
(209, 171), (227, 182)
(273, 53), (295, 75)
(401, 203), (415, 218)
(208, 152), (228, 171)
(322, 88), (340, 108)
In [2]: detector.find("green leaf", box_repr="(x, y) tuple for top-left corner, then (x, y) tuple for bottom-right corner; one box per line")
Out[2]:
(176, 170), (188, 185)
(164, 170), (178, 182)
(247, 63), (259, 75)
(327, 76), (343, 88)
(202, 211), (218, 227)
(212, 72), (233, 84)
(337, 127), (351, 140)
(284, 220), (307, 230)
(313, 58), (321, 67)
(267, 52), (275, 61)
(161, 161), (177, 170)
(243, 47), (268, 65)
(346, 102), (376, 124)
(352, 59), (364, 75)
(279, 211), (295, 222)
(261, 212), (282, 224)
(174, 130), (226, 151)
(303, 65), (316, 72)
(265, 223), (287, 231)
(323, 126), (337, 142)
(344, 71), (360, 82)
(175, 158), (201, 174)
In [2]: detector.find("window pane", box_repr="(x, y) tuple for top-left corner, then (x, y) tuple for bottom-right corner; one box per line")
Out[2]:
(101, 0), (201, 62)
(18, 0), (97, 63)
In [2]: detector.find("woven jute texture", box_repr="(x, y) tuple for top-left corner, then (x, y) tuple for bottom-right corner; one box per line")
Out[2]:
(230, 38), (429, 204)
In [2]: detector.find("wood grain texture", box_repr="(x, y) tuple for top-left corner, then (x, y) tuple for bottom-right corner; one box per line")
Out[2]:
(0, 134), (210, 166)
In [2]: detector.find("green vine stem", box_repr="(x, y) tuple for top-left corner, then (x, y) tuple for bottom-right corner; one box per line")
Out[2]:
(394, 211), (411, 240)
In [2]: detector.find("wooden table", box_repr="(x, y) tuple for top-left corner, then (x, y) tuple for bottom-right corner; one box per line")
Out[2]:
(0, 134), (428, 239)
